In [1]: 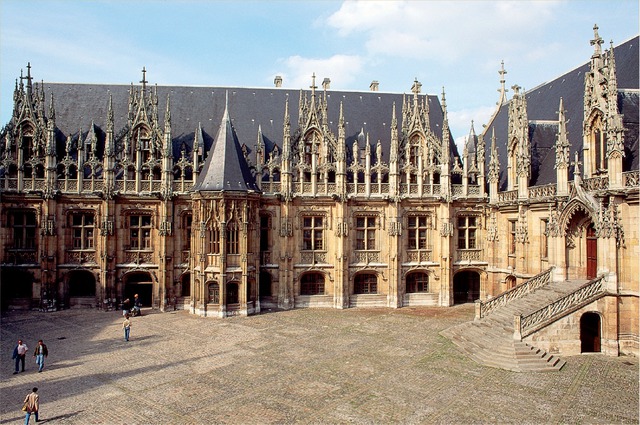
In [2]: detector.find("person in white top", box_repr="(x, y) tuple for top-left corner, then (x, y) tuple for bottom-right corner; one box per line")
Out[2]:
(12, 339), (28, 374)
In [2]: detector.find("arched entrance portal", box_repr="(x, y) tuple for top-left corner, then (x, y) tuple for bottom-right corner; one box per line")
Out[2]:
(226, 282), (239, 305)
(453, 271), (480, 304)
(67, 270), (96, 307)
(124, 272), (153, 307)
(565, 209), (597, 280)
(580, 312), (601, 353)
(0, 269), (34, 310)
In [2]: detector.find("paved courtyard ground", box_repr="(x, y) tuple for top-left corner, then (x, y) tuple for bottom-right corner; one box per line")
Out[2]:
(1, 305), (638, 424)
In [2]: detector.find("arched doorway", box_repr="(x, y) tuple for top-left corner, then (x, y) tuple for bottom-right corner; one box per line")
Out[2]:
(67, 270), (96, 307)
(259, 271), (272, 300)
(580, 312), (601, 353)
(181, 273), (191, 297)
(1, 268), (34, 310)
(226, 282), (239, 305)
(453, 270), (480, 304)
(565, 208), (596, 280)
(123, 272), (153, 307)
(506, 276), (517, 289)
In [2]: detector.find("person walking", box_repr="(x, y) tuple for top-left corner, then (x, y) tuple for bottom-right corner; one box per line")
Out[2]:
(33, 340), (48, 373)
(12, 340), (28, 374)
(22, 387), (39, 424)
(122, 314), (131, 341)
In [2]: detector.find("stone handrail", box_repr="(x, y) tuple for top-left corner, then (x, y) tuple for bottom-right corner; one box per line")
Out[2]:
(476, 268), (552, 319)
(515, 274), (607, 339)
(623, 170), (639, 188)
(497, 190), (518, 203)
(528, 183), (557, 199)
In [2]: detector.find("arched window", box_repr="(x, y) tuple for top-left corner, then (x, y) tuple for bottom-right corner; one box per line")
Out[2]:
(406, 272), (429, 293)
(354, 273), (377, 294)
(300, 273), (325, 295)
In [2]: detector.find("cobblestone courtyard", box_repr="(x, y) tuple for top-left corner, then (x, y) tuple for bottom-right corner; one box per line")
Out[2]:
(1, 305), (638, 424)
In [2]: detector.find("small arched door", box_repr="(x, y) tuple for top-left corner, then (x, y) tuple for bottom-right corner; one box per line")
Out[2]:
(68, 270), (96, 307)
(453, 271), (480, 304)
(580, 312), (601, 353)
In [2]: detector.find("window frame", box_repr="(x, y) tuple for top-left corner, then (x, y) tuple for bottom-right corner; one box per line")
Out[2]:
(407, 215), (430, 250)
(355, 216), (377, 251)
(354, 273), (378, 294)
(129, 214), (152, 250)
(457, 216), (477, 250)
(302, 216), (324, 251)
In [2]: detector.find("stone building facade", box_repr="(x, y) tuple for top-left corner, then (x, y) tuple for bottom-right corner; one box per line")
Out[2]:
(1, 27), (638, 356)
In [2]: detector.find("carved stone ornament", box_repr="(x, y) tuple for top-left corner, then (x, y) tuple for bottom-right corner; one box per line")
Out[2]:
(440, 221), (453, 237)
(486, 213), (498, 242)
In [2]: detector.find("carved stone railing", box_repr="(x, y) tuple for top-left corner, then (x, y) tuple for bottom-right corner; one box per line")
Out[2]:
(452, 184), (463, 196)
(623, 170), (639, 188)
(497, 190), (518, 203)
(66, 250), (97, 264)
(300, 251), (327, 264)
(456, 249), (483, 262)
(4, 249), (37, 265)
(476, 268), (552, 319)
(399, 184), (408, 195)
(6, 178), (18, 189)
(124, 251), (154, 264)
(583, 175), (609, 191)
(406, 250), (432, 263)
(115, 181), (125, 191)
(468, 185), (481, 195)
(516, 275), (607, 339)
(353, 251), (380, 263)
(528, 183), (557, 199)
(125, 181), (136, 192)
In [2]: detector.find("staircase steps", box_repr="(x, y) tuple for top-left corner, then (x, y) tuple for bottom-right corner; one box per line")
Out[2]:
(441, 280), (586, 372)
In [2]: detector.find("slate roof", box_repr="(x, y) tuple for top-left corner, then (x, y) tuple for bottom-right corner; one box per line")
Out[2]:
(483, 36), (639, 190)
(25, 81), (457, 179)
(193, 96), (258, 192)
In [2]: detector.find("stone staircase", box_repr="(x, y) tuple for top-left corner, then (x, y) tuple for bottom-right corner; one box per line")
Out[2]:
(441, 279), (588, 372)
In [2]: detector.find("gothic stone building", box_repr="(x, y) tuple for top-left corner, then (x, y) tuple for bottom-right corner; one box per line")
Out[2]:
(1, 27), (638, 357)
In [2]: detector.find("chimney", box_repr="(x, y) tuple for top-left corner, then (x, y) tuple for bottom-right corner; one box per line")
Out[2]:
(322, 78), (331, 90)
(370, 80), (379, 91)
(274, 76), (283, 88)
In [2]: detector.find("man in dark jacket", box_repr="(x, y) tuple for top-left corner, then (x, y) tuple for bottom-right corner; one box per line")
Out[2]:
(33, 340), (49, 372)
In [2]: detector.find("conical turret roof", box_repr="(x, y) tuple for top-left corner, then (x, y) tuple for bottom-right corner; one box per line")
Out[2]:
(193, 95), (258, 192)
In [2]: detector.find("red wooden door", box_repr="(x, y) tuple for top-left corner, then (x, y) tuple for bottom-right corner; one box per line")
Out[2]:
(586, 225), (597, 279)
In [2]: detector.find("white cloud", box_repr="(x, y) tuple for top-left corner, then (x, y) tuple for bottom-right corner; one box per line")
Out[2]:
(278, 54), (365, 89)
(326, 1), (561, 62)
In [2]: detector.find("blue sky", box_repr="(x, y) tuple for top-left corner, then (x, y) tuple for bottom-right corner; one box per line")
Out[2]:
(1, 0), (638, 145)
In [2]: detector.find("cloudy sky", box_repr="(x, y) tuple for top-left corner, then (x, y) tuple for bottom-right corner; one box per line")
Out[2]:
(1, 0), (638, 143)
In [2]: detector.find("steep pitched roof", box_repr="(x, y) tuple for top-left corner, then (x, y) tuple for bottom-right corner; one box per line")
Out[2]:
(483, 36), (639, 189)
(193, 94), (258, 192)
(18, 82), (457, 170)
